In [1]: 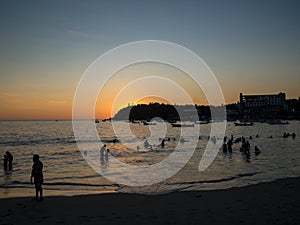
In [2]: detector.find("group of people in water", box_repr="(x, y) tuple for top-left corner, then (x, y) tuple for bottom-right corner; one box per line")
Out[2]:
(100, 144), (110, 161)
(221, 131), (297, 159)
(222, 135), (260, 157)
(3, 151), (13, 171)
(3, 152), (44, 201)
(99, 145), (110, 170)
(142, 137), (186, 150)
(268, 132), (296, 139)
(283, 132), (296, 139)
(99, 129), (297, 160)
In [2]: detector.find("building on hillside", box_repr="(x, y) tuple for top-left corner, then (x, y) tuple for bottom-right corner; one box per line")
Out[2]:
(239, 92), (288, 119)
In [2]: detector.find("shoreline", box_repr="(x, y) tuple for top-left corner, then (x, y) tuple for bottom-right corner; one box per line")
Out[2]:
(0, 187), (118, 199)
(1, 175), (298, 199)
(1, 177), (299, 225)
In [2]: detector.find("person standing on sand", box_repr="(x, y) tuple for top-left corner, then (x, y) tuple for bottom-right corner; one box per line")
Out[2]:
(5, 151), (13, 171)
(30, 154), (44, 201)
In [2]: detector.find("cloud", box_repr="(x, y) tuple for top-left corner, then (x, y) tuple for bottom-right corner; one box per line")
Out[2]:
(39, 99), (67, 105)
(0, 92), (18, 97)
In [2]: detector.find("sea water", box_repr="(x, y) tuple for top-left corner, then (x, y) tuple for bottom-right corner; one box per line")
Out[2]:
(0, 120), (299, 197)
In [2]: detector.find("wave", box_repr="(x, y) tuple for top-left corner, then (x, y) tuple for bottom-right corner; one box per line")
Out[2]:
(45, 174), (101, 181)
(0, 137), (149, 147)
(166, 172), (262, 186)
(0, 138), (77, 147)
(0, 180), (119, 188)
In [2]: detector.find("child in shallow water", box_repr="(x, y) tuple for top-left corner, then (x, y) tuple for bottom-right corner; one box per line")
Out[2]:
(30, 154), (44, 201)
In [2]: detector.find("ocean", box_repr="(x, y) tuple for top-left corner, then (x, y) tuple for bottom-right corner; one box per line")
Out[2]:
(0, 120), (299, 198)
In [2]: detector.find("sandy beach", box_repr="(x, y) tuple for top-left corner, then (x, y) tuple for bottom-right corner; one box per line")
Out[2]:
(1, 177), (299, 225)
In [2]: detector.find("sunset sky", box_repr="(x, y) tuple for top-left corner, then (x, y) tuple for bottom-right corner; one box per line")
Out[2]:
(0, 0), (299, 120)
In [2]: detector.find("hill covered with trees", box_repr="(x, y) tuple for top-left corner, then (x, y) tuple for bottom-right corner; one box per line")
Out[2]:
(112, 98), (300, 121)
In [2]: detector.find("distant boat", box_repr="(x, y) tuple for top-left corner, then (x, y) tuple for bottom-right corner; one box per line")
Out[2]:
(268, 120), (289, 125)
(143, 121), (157, 125)
(102, 138), (119, 143)
(171, 123), (194, 127)
(195, 120), (209, 124)
(130, 120), (140, 124)
(234, 121), (253, 126)
(167, 120), (178, 124)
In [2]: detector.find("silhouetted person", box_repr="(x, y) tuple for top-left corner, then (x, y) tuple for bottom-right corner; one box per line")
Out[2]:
(30, 154), (43, 201)
(245, 141), (250, 155)
(242, 136), (245, 144)
(100, 148), (110, 169)
(283, 132), (288, 138)
(223, 142), (228, 153)
(105, 149), (109, 161)
(6, 151), (13, 171)
(211, 136), (216, 144)
(161, 139), (165, 148)
(3, 154), (8, 171)
(292, 133), (296, 139)
(240, 142), (245, 152)
(180, 137), (185, 143)
(144, 140), (150, 148)
(255, 146), (261, 156)
(100, 144), (106, 161)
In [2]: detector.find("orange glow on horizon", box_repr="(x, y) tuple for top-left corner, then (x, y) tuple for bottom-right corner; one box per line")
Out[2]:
(94, 62), (211, 119)
(135, 96), (171, 105)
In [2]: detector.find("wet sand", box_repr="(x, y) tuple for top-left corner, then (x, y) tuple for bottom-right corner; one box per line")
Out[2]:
(1, 177), (299, 225)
